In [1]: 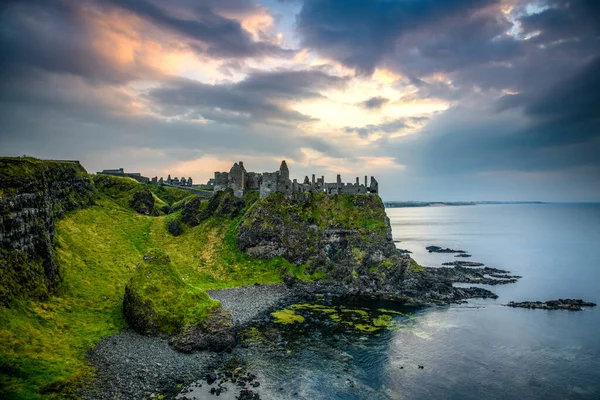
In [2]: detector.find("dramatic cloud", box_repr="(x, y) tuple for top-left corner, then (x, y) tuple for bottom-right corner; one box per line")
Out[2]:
(147, 69), (348, 124)
(1, 0), (599, 201)
(296, 0), (503, 75)
(103, 0), (292, 59)
(360, 96), (389, 110)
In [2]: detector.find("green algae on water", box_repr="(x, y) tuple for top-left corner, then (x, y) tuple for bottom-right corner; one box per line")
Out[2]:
(272, 309), (305, 324)
(272, 303), (412, 333)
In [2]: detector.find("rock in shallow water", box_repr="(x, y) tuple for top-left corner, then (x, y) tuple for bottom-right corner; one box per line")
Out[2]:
(505, 299), (596, 311)
(441, 261), (484, 267)
(426, 245), (466, 253)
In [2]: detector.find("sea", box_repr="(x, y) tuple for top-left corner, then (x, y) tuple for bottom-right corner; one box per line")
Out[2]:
(208, 203), (600, 400)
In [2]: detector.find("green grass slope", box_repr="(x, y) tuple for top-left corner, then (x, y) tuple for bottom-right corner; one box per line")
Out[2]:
(0, 184), (293, 399)
(1, 166), (396, 399)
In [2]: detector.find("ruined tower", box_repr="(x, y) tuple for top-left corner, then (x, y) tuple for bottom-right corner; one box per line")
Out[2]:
(213, 160), (378, 198)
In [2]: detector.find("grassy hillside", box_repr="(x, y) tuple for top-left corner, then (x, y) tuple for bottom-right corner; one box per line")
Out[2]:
(1, 167), (396, 399)
(0, 179), (294, 399)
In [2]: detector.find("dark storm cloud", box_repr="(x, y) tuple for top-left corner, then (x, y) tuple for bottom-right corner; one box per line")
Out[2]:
(360, 96), (389, 110)
(104, 0), (292, 59)
(344, 117), (427, 138)
(0, 75), (339, 169)
(296, 0), (502, 75)
(519, 0), (600, 45)
(0, 0), (292, 86)
(496, 56), (600, 148)
(148, 69), (348, 124)
(385, 57), (600, 179)
(0, 0), (147, 85)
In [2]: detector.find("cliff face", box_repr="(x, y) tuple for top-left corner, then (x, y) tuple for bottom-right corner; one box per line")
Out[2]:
(237, 192), (411, 292)
(0, 158), (95, 306)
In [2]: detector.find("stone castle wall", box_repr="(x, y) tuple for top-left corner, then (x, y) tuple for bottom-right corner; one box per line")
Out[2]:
(213, 161), (379, 199)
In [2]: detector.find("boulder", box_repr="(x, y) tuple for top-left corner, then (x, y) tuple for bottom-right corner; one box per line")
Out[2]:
(130, 188), (156, 215)
(123, 249), (234, 351)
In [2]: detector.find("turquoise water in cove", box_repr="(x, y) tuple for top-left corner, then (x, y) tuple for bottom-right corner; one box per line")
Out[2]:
(240, 204), (600, 399)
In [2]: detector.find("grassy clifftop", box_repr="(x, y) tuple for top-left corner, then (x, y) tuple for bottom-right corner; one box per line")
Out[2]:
(0, 157), (87, 197)
(0, 164), (292, 399)
(0, 158), (402, 399)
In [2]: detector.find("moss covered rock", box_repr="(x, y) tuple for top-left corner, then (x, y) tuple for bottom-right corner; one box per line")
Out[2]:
(129, 187), (156, 216)
(180, 196), (204, 227)
(123, 249), (235, 352)
(237, 192), (409, 292)
(93, 175), (162, 216)
(181, 189), (248, 227)
(167, 218), (183, 236)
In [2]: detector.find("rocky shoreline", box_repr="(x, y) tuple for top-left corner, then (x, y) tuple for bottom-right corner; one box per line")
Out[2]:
(83, 268), (512, 400)
(84, 241), (526, 400)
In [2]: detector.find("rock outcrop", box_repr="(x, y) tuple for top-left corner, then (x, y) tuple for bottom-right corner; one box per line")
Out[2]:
(129, 187), (156, 216)
(123, 249), (235, 352)
(237, 192), (409, 292)
(506, 299), (596, 311)
(0, 157), (95, 306)
(181, 189), (248, 227)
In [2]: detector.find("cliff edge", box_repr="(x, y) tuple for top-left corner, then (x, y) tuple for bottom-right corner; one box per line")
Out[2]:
(0, 157), (95, 306)
(237, 192), (413, 293)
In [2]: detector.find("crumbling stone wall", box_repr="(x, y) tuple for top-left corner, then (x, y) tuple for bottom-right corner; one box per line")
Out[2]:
(213, 160), (379, 199)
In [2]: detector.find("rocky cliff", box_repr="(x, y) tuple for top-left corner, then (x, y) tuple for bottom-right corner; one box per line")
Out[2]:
(0, 157), (95, 306)
(237, 192), (412, 292)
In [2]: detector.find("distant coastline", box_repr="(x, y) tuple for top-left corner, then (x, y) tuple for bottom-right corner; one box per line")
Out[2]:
(384, 201), (545, 208)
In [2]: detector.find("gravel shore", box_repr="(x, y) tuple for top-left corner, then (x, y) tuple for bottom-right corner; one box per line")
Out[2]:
(83, 283), (295, 400)
(84, 330), (217, 399)
(83, 277), (499, 399)
(207, 283), (294, 326)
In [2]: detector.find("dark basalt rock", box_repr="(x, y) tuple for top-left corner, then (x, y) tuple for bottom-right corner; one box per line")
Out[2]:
(505, 299), (596, 311)
(170, 307), (237, 353)
(426, 245), (466, 253)
(237, 388), (260, 399)
(206, 372), (218, 385)
(489, 273), (522, 279)
(0, 158), (95, 306)
(182, 189), (246, 227)
(454, 253), (472, 258)
(426, 266), (520, 286)
(130, 187), (156, 216)
(167, 219), (183, 236)
(442, 261), (484, 267)
(181, 196), (203, 227)
(237, 193), (410, 295)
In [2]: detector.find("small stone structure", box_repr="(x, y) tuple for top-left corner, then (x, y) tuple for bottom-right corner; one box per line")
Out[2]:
(214, 161), (379, 198)
(98, 168), (149, 184)
(150, 174), (194, 187)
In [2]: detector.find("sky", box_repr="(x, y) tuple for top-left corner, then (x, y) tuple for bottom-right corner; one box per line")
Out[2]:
(0, 0), (599, 201)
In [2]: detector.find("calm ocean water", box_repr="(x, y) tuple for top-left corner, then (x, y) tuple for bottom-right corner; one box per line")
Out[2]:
(237, 204), (600, 399)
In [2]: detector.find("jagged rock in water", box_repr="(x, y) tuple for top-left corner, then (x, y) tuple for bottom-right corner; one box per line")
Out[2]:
(505, 299), (596, 311)
(442, 261), (484, 267)
(426, 245), (466, 253)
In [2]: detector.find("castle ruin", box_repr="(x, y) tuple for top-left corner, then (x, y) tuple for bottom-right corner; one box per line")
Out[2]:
(214, 161), (378, 198)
